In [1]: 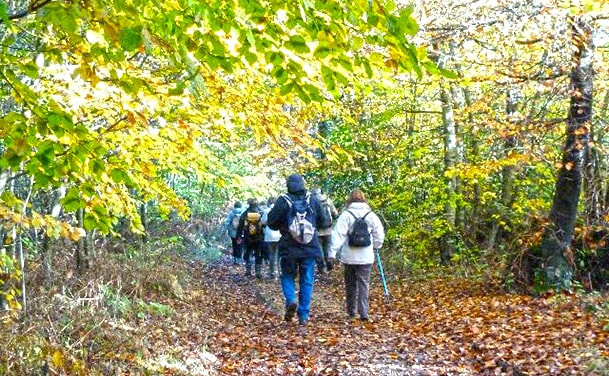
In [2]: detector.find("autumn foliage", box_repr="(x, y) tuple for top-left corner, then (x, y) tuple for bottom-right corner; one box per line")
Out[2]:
(2, 230), (607, 375)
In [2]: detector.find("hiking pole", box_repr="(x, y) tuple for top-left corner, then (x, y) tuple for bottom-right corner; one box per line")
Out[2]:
(375, 249), (390, 300)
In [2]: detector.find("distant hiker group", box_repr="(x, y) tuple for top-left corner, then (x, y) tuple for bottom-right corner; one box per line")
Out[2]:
(222, 174), (385, 326)
(223, 197), (281, 279)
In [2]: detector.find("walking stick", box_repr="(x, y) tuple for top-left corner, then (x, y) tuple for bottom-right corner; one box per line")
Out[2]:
(375, 249), (390, 299)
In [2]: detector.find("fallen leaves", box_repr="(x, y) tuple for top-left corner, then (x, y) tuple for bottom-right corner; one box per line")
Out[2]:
(7, 252), (607, 375)
(190, 264), (608, 375)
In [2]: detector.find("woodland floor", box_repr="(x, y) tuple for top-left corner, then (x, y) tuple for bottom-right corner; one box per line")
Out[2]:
(145, 254), (609, 375)
(4, 247), (609, 375)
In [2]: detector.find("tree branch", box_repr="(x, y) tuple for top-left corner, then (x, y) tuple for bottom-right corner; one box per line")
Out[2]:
(2, 0), (53, 23)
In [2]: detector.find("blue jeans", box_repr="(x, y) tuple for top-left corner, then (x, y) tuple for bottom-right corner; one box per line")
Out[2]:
(280, 257), (316, 321)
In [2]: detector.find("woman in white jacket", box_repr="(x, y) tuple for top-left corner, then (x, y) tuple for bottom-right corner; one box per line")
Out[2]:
(261, 196), (282, 279)
(328, 188), (385, 322)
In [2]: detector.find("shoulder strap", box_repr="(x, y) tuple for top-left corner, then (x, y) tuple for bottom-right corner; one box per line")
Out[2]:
(283, 193), (310, 207)
(347, 210), (371, 220)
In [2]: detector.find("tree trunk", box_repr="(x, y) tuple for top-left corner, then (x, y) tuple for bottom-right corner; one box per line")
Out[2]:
(540, 16), (593, 290)
(488, 87), (521, 250)
(461, 87), (483, 241)
(140, 202), (148, 243)
(583, 89), (609, 225)
(440, 80), (458, 265)
(450, 82), (466, 232)
(76, 208), (88, 272)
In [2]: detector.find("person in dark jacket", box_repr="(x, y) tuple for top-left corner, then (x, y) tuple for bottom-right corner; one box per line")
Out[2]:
(267, 174), (324, 325)
(237, 198), (265, 278)
(311, 187), (339, 274)
(222, 200), (245, 265)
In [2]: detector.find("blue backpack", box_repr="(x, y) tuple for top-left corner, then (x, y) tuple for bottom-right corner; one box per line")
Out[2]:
(283, 193), (316, 244)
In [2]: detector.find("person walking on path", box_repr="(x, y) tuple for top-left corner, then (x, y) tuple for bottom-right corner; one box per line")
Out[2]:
(258, 199), (269, 265)
(261, 196), (281, 279)
(237, 198), (265, 278)
(311, 187), (339, 275)
(267, 174), (324, 325)
(328, 188), (385, 322)
(223, 200), (245, 265)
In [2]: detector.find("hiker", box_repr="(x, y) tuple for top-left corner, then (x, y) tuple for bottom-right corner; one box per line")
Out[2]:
(311, 187), (339, 275)
(261, 196), (281, 279)
(237, 198), (265, 278)
(223, 200), (245, 265)
(267, 174), (324, 325)
(258, 199), (269, 265)
(328, 188), (385, 322)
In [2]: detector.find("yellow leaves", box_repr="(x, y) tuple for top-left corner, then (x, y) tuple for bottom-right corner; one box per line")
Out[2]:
(52, 350), (64, 367)
(60, 223), (86, 241)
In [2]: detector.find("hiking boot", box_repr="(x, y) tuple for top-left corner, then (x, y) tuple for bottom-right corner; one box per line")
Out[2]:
(255, 265), (263, 279)
(298, 317), (308, 326)
(284, 302), (297, 322)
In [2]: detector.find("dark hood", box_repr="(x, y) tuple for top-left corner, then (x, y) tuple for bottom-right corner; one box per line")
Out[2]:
(286, 174), (306, 195)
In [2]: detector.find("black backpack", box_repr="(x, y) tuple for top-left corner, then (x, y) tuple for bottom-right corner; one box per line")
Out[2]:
(318, 199), (333, 229)
(347, 210), (371, 247)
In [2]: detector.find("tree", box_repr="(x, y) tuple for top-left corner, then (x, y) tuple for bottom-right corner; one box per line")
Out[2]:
(540, 15), (594, 290)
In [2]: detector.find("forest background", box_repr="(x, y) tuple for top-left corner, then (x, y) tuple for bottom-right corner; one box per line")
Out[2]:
(1, 0), (609, 374)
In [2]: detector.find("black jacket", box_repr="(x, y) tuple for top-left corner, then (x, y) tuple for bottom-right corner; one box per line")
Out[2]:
(237, 205), (263, 243)
(267, 174), (323, 259)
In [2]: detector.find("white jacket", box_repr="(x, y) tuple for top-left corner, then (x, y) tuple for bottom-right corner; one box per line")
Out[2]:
(261, 205), (281, 242)
(329, 202), (385, 265)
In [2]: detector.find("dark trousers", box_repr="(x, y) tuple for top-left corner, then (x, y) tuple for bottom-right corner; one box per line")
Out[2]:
(231, 237), (243, 259)
(344, 264), (373, 319)
(316, 235), (332, 271)
(244, 240), (264, 265)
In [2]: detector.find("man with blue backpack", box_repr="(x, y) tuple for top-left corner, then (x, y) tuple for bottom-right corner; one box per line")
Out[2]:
(267, 174), (324, 326)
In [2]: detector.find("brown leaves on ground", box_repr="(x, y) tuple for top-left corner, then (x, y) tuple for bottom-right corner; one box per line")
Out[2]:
(185, 259), (608, 375)
(8, 252), (607, 375)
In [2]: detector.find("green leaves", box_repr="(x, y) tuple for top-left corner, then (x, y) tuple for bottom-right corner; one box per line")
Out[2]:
(63, 187), (86, 212)
(422, 61), (459, 80)
(119, 26), (143, 51)
(285, 35), (310, 54)
(0, 2), (10, 25)
(0, 0), (431, 244)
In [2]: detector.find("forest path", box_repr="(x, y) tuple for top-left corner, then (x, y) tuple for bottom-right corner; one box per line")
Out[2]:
(188, 256), (475, 375)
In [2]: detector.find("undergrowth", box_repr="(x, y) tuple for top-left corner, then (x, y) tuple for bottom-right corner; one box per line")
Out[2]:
(0, 232), (218, 376)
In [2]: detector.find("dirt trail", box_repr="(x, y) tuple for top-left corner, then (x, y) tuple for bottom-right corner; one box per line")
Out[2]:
(189, 257), (474, 375)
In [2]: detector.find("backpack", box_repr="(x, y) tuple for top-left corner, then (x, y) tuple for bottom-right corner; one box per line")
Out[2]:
(347, 210), (371, 247)
(231, 212), (241, 231)
(318, 199), (333, 229)
(246, 211), (263, 239)
(283, 194), (316, 244)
